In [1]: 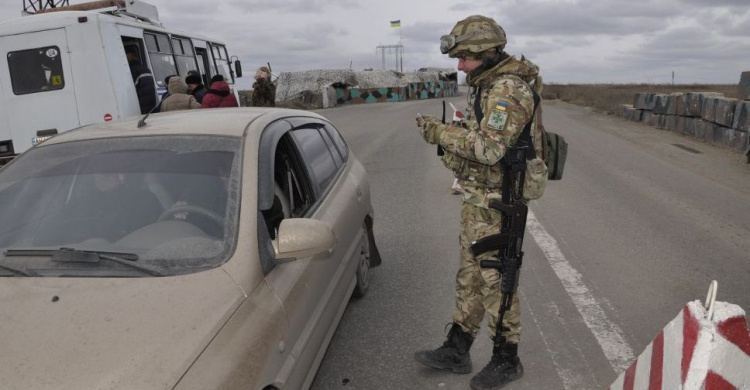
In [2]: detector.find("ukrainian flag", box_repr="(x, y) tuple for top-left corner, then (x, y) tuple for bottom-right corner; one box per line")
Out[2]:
(496, 101), (507, 111)
(390, 20), (401, 27)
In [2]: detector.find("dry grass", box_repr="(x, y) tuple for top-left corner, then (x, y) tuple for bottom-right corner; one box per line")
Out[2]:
(543, 84), (741, 115)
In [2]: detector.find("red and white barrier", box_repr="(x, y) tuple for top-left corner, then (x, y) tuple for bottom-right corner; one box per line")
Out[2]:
(610, 300), (750, 390)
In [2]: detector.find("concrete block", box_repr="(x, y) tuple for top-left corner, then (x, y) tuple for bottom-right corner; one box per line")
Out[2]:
(683, 117), (699, 137)
(676, 94), (689, 116)
(676, 116), (687, 133)
(667, 93), (681, 115)
(727, 129), (750, 151)
(655, 114), (666, 129)
(634, 93), (659, 110)
(609, 300), (750, 390)
(629, 108), (643, 122)
(715, 98), (738, 127)
(633, 93), (648, 109)
(665, 115), (680, 131)
(740, 71), (750, 100)
(702, 123), (748, 150)
(653, 94), (671, 114)
(619, 104), (633, 118)
(684, 92), (722, 117)
(702, 97), (717, 122)
(641, 110), (653, 124)
(733, 101), (750, 131)
(696, 119), (709, 140)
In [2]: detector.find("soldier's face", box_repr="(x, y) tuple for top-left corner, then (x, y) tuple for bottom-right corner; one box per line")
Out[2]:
(457, 56), (482, 73)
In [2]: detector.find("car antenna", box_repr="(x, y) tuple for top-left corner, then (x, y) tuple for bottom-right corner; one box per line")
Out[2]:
(137, 104), (160, 128)
(137, 112), (150, 128)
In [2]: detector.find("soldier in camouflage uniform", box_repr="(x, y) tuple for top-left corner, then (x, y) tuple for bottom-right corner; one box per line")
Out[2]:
(251, 66), (276, 107)
(414, 15), (545, 390)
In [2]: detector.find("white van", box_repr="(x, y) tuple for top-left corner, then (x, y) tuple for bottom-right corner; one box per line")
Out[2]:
(0, 0), (243, 163)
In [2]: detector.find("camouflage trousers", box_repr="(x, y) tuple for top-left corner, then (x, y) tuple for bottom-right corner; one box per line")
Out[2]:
(452, 201), (522, 344)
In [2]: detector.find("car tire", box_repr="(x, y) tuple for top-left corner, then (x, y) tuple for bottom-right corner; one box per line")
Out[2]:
(352, 223), (371, 298)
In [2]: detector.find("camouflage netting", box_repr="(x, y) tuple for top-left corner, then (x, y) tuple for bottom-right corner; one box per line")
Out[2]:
(275, 68), (457, 101)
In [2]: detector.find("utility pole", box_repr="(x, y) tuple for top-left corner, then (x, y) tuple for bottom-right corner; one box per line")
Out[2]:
(672, 70), (675, 86)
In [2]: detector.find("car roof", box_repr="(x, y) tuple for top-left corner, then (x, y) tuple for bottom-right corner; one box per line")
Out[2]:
(42, 108), (327, 145)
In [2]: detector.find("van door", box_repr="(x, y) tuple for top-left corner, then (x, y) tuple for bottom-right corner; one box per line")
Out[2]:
(0, 28), (79, 155)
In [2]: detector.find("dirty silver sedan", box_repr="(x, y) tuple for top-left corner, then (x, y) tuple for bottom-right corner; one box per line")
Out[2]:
(0, 108), (381, 390)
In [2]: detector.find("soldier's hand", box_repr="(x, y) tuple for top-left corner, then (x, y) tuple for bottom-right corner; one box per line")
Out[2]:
(417, 116), (443, 145)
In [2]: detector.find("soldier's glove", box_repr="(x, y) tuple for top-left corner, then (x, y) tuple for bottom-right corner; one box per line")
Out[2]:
(418, 116), (444, 145)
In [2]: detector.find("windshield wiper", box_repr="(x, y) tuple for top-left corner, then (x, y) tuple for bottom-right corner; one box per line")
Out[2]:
(5, 248), (165, 277)
(0, 260), (38, 277)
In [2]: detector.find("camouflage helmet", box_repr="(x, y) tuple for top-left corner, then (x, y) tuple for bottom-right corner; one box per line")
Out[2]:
(440, 15), (507, 58)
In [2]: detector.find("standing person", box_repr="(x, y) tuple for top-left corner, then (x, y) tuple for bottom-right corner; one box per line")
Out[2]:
(153, 75), (177, 113)
(251, 66), (276, 107)
(201, 75), (239, 108)
(185, 71), (208, 104)
(125, 46), (157, 114)
(160, 76), (202, 112)
(414, 15), (545, 390)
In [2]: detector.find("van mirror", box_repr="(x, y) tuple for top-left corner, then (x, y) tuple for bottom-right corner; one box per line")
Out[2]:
(234, 60), (242, 78)
(273, 219), (334, 260)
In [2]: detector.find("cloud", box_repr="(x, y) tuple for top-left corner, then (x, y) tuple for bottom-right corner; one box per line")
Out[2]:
(225, 0), (360, 14)
(0, 0), (745, 83)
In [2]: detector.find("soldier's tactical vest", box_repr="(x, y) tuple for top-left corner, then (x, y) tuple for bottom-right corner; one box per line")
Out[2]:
(441, 75), (546, 192)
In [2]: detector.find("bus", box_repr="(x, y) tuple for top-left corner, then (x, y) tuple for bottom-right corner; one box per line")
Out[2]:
(0, 0), (243, 163)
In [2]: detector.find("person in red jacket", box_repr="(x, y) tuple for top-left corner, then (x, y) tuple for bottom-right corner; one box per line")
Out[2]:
(201, 75), (239, 108)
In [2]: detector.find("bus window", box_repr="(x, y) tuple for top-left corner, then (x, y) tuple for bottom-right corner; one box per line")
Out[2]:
(172, 36), (198, 77)
(195, 47), (209, 86)
(144, 32), (177, 88)
(209, 43), (232, 83)
(7, 46), (65, 95)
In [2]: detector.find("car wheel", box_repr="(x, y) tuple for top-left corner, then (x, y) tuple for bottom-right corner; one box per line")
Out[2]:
(352, 223), (371, 298)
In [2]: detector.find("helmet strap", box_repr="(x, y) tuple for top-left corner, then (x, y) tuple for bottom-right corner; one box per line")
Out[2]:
(467, 48), (509, 84)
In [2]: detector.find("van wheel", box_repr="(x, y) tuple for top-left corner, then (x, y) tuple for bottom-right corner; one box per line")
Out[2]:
(352, 223), (371, 298)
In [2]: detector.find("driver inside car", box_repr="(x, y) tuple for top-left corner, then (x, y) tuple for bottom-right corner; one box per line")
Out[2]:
(36, 172), (163, 245)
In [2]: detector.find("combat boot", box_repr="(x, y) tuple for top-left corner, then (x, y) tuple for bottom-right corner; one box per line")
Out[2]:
(469, 342), (523, 390)
(414, 323), (474, 374)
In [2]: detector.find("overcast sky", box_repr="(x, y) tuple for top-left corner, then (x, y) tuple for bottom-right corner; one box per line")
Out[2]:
(2, 0), (749, 89)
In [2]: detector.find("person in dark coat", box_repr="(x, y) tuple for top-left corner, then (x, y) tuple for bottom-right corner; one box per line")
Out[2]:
(185, 71), (208, 104)
(201, 75), (239, 108)
(251, 66), (276, 107)
(125, 46), (157, 114)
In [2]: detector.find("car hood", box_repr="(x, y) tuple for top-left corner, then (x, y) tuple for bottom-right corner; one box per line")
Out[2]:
(0, 268), (246, 390)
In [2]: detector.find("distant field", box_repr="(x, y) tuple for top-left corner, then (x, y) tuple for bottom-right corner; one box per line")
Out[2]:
(542, 84), (741, 115)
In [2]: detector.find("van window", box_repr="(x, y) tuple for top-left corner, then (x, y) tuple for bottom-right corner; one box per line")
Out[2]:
(144, 32), (177, 87)
(172, 37), (198, 76)
(209, 43), (232, 83)
(7, 46), (65, 95)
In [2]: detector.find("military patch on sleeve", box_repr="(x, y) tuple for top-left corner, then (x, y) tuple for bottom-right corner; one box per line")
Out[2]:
(487, 101), (509, 130)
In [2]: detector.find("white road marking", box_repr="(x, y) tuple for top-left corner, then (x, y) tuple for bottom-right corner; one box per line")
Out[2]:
(527, 210), (635, 372)
(524, 299), (586, 390)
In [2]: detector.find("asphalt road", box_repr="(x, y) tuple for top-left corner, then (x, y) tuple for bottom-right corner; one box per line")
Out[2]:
(309, 90), (750, 390)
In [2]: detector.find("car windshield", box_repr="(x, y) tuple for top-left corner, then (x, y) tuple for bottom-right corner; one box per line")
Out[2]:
(0, 135), (242, 277)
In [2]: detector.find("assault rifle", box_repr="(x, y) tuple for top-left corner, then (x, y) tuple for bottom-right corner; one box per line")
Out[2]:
(468, 139), (535, 344)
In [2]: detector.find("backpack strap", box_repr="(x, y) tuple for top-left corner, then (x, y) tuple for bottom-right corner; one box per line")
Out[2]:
(519, 92), (541, 143)
(473, 87), (484, 124)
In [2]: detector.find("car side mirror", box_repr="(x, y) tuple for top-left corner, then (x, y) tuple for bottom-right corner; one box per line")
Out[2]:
(273, 218), (334, 261)
(234, 60), (242, 78)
